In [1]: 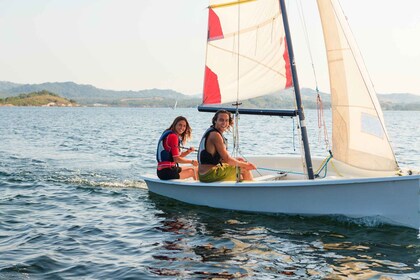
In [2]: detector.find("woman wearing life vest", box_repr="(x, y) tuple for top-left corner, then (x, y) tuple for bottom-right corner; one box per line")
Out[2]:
(156, 116), (198, 180)
(198, 110), (256, 182)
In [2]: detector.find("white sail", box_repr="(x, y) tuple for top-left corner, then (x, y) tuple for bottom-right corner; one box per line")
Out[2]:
(317, 0), (398, 171)
(203, 0), (292, 104)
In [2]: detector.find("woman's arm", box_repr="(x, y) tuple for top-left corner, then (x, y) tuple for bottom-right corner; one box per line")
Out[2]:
(180, 146), (195, 157)
(167, 136), (197, 166)
(173, 156), (198, 166)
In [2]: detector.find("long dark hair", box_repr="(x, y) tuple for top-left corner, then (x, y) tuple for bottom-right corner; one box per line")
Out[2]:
(166, 116), (192, 144)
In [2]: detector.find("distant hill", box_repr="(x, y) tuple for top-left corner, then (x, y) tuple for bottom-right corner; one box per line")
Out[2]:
(224, 88), (420, 111)
(0, 81), (197, 107)
(236, 88), (330, 109)
(1, 81), (419, 110)
(0, 81), (22, 92)
(0, 90), (78, 107)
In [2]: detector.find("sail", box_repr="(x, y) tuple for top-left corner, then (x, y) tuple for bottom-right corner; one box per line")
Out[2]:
(203, 0), (292, 105)
(317, 0), (398, 171)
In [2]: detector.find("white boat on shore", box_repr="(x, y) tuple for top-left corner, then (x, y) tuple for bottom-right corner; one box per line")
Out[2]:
(142, 0), (420, 230)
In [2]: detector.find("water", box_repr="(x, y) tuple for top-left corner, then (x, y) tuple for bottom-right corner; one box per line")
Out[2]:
(0, 107), (419, 279)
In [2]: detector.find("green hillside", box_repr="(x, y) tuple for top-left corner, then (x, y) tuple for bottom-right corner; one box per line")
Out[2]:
(0, 81), (189, 104)
(0, 90), (78, 106)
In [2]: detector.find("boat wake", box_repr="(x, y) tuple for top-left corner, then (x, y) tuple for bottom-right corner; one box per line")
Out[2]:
(66, 177), (148, 189)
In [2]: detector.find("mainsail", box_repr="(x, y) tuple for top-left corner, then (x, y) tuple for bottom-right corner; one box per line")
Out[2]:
(203, 0), (292, 105)
(317, 0), (398, 171)
(201, 0), (398, 173)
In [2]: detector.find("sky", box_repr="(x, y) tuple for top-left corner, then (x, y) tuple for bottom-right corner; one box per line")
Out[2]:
(0, 0), (419, 95)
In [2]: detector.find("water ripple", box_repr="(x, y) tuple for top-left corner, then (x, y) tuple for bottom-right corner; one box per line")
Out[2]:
(0, 108), (419, 279)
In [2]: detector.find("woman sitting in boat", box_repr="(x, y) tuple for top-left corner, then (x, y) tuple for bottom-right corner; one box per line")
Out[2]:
(156, 116), (198, 180)
(198, 109), (256, 182)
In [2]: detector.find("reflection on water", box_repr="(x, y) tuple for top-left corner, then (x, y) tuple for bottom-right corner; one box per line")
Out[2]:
(148, 193), (420, 279)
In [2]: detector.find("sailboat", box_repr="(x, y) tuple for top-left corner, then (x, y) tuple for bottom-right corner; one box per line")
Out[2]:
(142, 0), (420, 229)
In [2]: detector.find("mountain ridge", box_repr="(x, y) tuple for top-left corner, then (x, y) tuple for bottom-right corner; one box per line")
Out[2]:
(1, 81), (419, 110)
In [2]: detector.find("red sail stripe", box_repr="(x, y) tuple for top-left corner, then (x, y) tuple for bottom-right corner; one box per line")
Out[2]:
(203, 66), (221, 104)
(283, 39), (293, 88)
(208, 8), (224, 41)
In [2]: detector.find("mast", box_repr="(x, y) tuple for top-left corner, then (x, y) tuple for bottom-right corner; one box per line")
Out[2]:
(279, 0), (315, 179)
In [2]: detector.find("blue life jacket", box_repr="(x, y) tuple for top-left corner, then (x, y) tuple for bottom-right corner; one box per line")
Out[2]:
(156, 130), (182, 163)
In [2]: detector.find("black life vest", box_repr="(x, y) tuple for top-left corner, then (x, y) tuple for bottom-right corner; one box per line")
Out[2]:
(198, 126), (227, 165)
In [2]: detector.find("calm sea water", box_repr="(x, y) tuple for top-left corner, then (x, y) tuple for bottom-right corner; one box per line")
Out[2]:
(0, 107), (419, 279)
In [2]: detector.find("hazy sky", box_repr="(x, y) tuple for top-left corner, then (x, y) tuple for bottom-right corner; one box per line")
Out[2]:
(1, 0), (419, 95)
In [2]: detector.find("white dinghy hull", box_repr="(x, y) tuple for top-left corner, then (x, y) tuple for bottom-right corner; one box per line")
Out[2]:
(143, 175), (420, 229)
(142, 156), (420, 230)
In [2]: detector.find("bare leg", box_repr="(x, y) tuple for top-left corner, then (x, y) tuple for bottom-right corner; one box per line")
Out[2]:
(241, 169), (253, 181)
(193, 166), (198, 180)
(179, 167), (197, 180)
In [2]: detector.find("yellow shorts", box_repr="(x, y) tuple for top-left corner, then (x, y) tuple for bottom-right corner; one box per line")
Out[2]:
(199, 163), (240, 183)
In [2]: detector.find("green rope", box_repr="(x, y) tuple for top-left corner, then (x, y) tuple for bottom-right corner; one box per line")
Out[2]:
(314, 150), (333, 178)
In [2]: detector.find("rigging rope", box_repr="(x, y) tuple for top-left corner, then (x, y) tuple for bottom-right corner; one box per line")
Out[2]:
(292, 116), (296, 151)
(316, 93), (330, 150)
(257, 167), (304, 176)
(297, 0), (319, 91)
(233, 109), (241, 182)
(295, 115), (307, 178)
(257, 151), (335, 178)
(296, 0), (330, 151)
(233, 2), (241, 182)
(314, 150), (333, 178)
